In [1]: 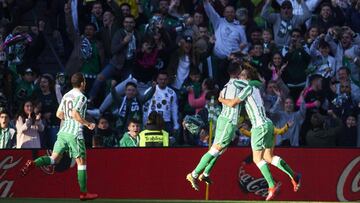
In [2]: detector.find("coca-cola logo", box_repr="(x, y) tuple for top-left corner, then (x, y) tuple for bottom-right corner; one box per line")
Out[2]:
(238, 160), (278, 197)
(0, 156), (22, 197)
(337, 156), (360, 201)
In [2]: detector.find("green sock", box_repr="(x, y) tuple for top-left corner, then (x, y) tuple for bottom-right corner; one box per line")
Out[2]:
(272, 156), (295, 179)
(203, 156), (219, 176)
(194, 152), (215, 176)
(34, 156), (52, 167)
(257, 160), (275, 188)
(78, 168), (87, 193)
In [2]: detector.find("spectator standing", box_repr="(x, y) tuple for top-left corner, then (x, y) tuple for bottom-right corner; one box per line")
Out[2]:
(35, 74), (61, 149)
(261, 0), (311, 48)
(142, 71), (179, 142)
(310, 3), (345, 34)
(269, 91), (306, 146)
(0, 111), (16, 149)
(64, 3), (105, 95)
(337, 114), (358, 146)
(203, 0), (248, 87)
(306, 110), (342, 147)
(16, 100), (44, 148)
(325, 26), (360, 84)
(345, 0), (360, 33)
(89, 15), (140, 103)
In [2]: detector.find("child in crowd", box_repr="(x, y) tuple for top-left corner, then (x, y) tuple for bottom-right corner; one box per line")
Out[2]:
(119, 119), (141, 147)
(95, 117), (118, 148)
(0, 111), (16, 148)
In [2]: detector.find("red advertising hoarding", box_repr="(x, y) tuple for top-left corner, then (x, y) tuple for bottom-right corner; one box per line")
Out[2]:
(0, 148), (359, 201)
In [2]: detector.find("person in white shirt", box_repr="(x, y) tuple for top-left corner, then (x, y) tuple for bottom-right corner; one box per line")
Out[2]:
(142, 71), (179, 144)
(203, 0), (248, 88)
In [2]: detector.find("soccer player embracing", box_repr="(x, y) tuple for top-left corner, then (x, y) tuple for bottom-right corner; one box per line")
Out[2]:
(186, 63), (256, 190)
(219, 64), (302, 201)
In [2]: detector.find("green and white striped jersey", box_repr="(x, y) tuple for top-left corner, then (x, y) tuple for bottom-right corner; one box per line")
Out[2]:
(237, 85), (271, 128)
(220, 79), (248, 125)
(58, 88), (87, 138)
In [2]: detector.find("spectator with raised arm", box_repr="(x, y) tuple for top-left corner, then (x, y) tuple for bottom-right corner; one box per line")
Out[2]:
(142, 70), (179, 144)
(16, 100), (44, 148)
(325, 26), (360, 85)
(203, 0), (248, 87)
(0, 111), (16, 149)
(261, 0), (311, 48)
(89, 15), (140, 104)
(269, 89), (306, 146)
(306, 110), (343, 147)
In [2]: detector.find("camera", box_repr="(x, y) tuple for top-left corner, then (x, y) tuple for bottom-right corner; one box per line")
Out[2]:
(174, 14), (191, 33)
(145, 15), (163, 35)
(332, 93), (348, 107)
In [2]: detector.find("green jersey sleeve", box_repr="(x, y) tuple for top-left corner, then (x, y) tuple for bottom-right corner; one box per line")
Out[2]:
(237, 85), (253, 101)
(74, 95), (87, 113)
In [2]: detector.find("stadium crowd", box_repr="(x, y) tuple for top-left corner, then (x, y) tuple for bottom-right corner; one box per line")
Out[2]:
(0, 0), (359, 148)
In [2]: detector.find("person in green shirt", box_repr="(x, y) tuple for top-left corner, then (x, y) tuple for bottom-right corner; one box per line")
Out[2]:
(119, 118), (140, 147)
(0, 111), (16, 149)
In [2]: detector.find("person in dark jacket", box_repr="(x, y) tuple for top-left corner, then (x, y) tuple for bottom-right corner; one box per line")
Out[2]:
(337, 114), (358, 147)
(306, 110), (343, 147)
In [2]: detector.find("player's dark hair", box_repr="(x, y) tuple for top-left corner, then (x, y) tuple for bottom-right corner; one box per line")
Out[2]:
(227, 62), (241, 75)
(71, 72), (85, 88)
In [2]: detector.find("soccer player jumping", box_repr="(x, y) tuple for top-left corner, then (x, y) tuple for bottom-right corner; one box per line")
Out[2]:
(186, 63), (258, 191)
(219, 65), (301, 201)
(20, 73), (98, 201)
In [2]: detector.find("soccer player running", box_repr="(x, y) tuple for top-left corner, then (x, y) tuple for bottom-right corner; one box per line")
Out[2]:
(219, 65), (301, 201)
(186, 63), (253, 191)
(20, 73), (98, 201)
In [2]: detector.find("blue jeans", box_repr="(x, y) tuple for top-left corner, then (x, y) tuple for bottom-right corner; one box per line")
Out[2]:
(90, 61), (134, 100)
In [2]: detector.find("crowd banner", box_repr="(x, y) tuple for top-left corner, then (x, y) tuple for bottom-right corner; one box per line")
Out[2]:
(0, 148), (359, 201)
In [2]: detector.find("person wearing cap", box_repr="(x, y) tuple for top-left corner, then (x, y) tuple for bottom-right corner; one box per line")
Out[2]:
(261, 0), (311, 47)
(276, 0), (321, 16)
(203, 0), (248, 87)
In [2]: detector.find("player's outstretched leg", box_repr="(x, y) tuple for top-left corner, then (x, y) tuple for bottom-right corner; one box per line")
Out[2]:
(186, 147), (219, 190)
(186, 173), (199, 191)
(199, 150), (222, 185)
(271, 156), (301, 192)
(20, 156), (55, 176)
